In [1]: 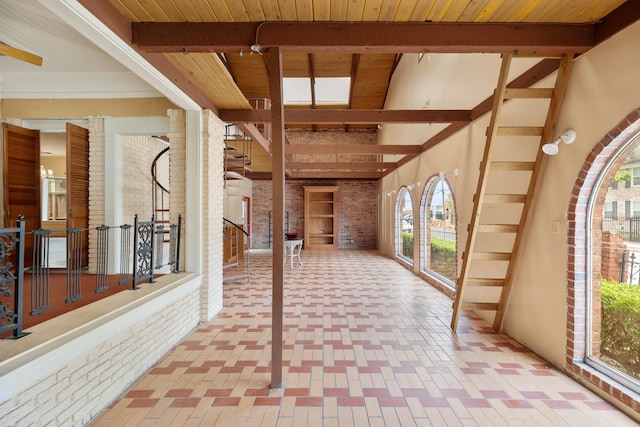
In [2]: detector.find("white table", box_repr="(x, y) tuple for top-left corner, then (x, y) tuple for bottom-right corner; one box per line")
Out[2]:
(284, 239), (303, 269)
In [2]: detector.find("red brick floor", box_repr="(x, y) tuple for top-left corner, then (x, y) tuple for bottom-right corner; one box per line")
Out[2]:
(89, 249), (637, 426)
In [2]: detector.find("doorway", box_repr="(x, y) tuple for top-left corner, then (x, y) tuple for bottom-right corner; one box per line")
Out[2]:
(5, 121), (89, 269)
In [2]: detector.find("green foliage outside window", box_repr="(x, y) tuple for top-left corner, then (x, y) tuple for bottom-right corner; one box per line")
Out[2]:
(613, 169), (631, 183)
(600, 279), (640, 379)
(430, 237), (456, 281)
(402, 232), (414, 258)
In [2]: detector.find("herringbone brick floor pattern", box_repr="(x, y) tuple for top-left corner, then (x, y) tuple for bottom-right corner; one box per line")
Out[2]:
(89, 249), (636, 426)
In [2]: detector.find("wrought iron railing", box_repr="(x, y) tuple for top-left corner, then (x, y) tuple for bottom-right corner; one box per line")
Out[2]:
(620, 249), (640, 285)
(602, 217), (640, 242)
(0, 214), (182, 339)
(0, 217), (26, 338)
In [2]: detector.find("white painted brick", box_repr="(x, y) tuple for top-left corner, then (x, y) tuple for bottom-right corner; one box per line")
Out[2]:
(2, 278), (200, 426)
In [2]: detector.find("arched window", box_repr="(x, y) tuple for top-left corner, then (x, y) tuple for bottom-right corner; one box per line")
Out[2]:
(569, 109), (640, 405)
(420, 175), (457, 289)
(396, 187), (414, 263)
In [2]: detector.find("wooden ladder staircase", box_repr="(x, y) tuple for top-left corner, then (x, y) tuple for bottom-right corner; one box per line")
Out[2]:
(450, 53), (574, 333)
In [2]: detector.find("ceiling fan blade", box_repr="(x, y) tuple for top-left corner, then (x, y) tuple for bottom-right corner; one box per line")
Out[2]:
(0, 43), (42, 66)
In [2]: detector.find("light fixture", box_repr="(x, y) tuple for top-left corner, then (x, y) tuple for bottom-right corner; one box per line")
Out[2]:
(386, 189), (397, 198)
(439, 168), (459, 179)
(250, 44), (263, 55)
(407, 181), (421, 191)
(542, 129), (576, 156)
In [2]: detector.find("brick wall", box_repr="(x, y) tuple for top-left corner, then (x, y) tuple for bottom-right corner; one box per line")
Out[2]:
(567, 108), (640, 415)
(0, 276), (201, 426)
(286, 128), (378, 163)
(200, 110), (224, 320)
(252, 179), (377, 249)
(252, 129), (378, 249)
(600, 232), (626, 283)
(122, 135), (168, 223)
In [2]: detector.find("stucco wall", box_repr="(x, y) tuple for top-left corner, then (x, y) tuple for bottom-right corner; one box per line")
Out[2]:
(378, 22), (640, 371)
(511, 23), (640, 363)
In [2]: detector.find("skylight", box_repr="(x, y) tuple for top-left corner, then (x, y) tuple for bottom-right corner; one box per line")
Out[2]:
(283, 77), (350, 105)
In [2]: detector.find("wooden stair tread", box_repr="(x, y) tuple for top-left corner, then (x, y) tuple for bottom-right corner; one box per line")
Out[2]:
(461, 302), (499, 311)
(482, 194), (527, 203)
(466, 278), (505, 287)
(504, 88), (553, 99)
(471, 252), (512, 261)
(475, 224), (519, 233)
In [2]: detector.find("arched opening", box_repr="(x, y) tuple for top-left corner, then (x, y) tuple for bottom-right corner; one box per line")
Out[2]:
(396, 187), (414, 263)
(420, 175), (457, 290)
(568, 109), (640, 404)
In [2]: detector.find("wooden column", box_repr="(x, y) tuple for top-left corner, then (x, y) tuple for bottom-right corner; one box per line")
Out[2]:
(269, 46), (285, 389)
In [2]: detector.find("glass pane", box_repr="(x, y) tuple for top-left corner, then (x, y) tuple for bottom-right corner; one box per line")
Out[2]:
(593, 143), (640, 385)
(315, 78), (350, 104)
(283, 78), (311, 104)
(398, 189), (414, 262)
(425, 179), (457, 283)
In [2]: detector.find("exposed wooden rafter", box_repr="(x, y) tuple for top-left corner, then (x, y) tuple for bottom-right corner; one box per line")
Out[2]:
(285, 144), (420, 155)
(286, 161), (396, 170)
(132, 22), (595, 55)
(220, 109), (471, 124)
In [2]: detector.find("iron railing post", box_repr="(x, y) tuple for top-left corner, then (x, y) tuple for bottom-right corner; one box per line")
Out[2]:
(13, 217), (26, 338)
(174, 215), (181, 273)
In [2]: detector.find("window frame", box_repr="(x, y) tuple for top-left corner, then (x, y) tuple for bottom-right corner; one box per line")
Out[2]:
(395, 187), (414, 264)
(567, 109), (640, 412)
(419, 175), (457, 291)
(585, 134), (640, 394)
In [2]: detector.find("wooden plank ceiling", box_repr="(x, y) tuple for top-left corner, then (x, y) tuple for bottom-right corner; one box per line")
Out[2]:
(82, 0), (636, 178)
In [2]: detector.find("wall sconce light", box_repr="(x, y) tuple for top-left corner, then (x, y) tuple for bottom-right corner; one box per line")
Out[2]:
(386, 189), (397, 198)
(542, 129), (576, 156)
(406, 181), (421, 191)
(439, 168), (459, 179)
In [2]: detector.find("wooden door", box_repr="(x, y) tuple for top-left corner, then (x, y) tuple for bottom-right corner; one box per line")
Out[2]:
(3, 123), (41, 267)
(66, 123), (89, 268)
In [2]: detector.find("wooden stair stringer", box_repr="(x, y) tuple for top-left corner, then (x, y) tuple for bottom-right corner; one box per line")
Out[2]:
(450, 53), (514, 332)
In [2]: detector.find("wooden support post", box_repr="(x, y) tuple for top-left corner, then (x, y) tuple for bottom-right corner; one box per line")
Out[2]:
(269, 47), (285, 389)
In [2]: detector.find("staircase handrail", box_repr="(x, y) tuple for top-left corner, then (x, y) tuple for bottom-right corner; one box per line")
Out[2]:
(223, 217), (250, 237)
(151, 146), (170, 195)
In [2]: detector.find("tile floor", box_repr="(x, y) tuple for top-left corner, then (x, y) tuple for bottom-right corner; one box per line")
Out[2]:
(89, 250), (637, 426)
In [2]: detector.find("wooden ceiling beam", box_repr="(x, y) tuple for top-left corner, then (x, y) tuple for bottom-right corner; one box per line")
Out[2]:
(132, 22), (594, 55)
(286, 144), (420, 155)
(288, 171), (383, 179)
(220, 108), (471, 124)
(594, 0), (640, 45)
(286, 162), (396, 170)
